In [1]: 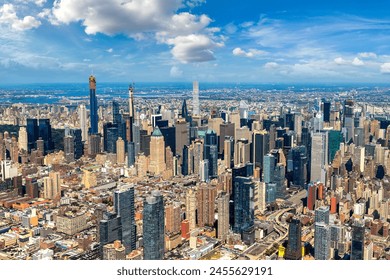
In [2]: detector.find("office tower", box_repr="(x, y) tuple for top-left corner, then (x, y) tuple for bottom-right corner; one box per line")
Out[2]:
(99, 212), (122, 254)
(274, 163), (285, 199)
(149, 127), (166, 175)
(253, 130), (270, 170)
(343, 99), (355, 142)
(218, 192), (229, 242)
(165, 202), (181, 234)
(181, 145), (189, 176)
(264, 154), (277, 203)
(143, 190), (165, 260)
(289, 146), (307, 188)
(199, 159), (209, 182)
(127, 142), (135, 167)
(27, 118), (39, 152)
(114, 185), (136, 253)
(116, 137), (125, 164)
(181, 99), (190, 122)
(233, 175), (255, 244)
(234, 138), (251, 166)
(66, 128), (83, 159)
(112, 100), (121, 124)
(192, 81), (200, 116)
(239, 100), (249, 119)
(198, 182), (216, 227)
(88, 133), (101, 157)
(89, 75), (99, 135)
(104, 123), (119, 153)
(328, 130), (342, 163)
(160, 126), (176, 155)
(224, 136), (234, 169)
(132, 123), (140, 155)
(175, 118), (189, 159)
(310, 131), (328, 183)
(307, 183), (317, 211)
(151, 114), (162, 128)
(351, 220), (365, 260)
(186, 188), (197, 230)
(285, 219), (302, 260)
(354, 146), (365, 173)
(79, 104), (88, 142)
(18, 127), (28, 152)
(204, 129), (218, 179)
(219, 122), (235, 154)
(322, 100), (331, 123)
(64, 135), (75, 162)
(43, 171), (61, 199)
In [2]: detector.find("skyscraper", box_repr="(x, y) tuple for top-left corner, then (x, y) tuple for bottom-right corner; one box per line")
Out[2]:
(253, 130), (270, 171)
(204, 129), (218, 179)
(143, 190), (165, 260)
(38, 119), (54, 154)
(149, 127), (166, 175)
(218, 192), (230, 242)
(285, 218), (302, 260)
(128, 84), (135, 119)
(192, 81), (200, 116)
(351, 220), (365, 260)
(116, 137), (125, 164)
(43, 171), (61, 200)
(289, 146), (307, 188)
(310, 131), (328, 183)
(314, 206), (330, 260)
(79, 104), (88, 142)
(114, 185), (136, 254)
(26, 118), (38, 152)
(18, 127), (28, 152)
(64, 135), (75, 162)
(197, 182), (216, 227)
(89, 75), (99, 135)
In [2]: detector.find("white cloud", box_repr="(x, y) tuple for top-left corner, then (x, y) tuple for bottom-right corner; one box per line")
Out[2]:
(334, 57), (348, 65)
(264, 62), (279, 69)
(106, 48), (113, 53)
(358, 52), (377, 59)
(185, 0), (206, 8)
(170, 66), (183, 77)
(352, 57), (364, 66)
(50, 0), (220, 63)
(0, 4), (41, 31)
(167, 34), (223, 63)
(380, 63), (390, 74)
(232, 47), (267, 58)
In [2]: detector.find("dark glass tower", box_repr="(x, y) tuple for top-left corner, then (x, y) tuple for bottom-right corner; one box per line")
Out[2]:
(285, 218), (302, 260)
(89, 75), (99, 135)
(114, 186), (136, 254)
(143, 190), (165, 260)
(204, 129), (218, 179)
(38, 119), (54, 154)
(351, 221), (365, 260)
(26, 119), (39, 152)
(112, 100), (121, 125)
(290, 146), (307, 188)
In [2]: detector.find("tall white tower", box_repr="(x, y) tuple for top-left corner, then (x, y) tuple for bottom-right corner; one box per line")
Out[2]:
(193, 81), (200, 116)
(129, 84), (135, 118)
(18, 127), (28, 152)
(79, 104), (88, 142)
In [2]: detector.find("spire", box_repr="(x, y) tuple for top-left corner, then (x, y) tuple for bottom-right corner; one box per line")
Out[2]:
(152, 127), (163, 137)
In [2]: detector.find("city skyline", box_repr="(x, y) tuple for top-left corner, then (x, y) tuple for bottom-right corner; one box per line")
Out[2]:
(1, 1), (390, 83)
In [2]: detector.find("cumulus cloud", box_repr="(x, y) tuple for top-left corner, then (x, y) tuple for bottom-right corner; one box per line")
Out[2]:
(358, 52), (377, 59)
(352, 57), (364, 66)
(380, 63), (390, 74)
(50, 0), (220, 63)
(167, 34), (223, 63)
(106, 48), (113, 53)
(334, 57), (347, 65)
(264, 62), (279, 69)
(0, 4), (41, 31)
(170, 66), (183, 77)
(232, 47), (267, 58)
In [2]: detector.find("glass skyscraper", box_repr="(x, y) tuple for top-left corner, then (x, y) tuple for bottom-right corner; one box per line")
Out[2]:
(351, 221), (365, 260)
(285, 218), (302, 260)
(89, 75), (99, 135)
(204, 129), (218, 179)
(143, 190), (165, 260)
(114, 185), (136, 254)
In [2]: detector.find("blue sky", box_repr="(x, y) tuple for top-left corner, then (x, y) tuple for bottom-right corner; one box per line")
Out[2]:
(1, 0), (390, 83)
